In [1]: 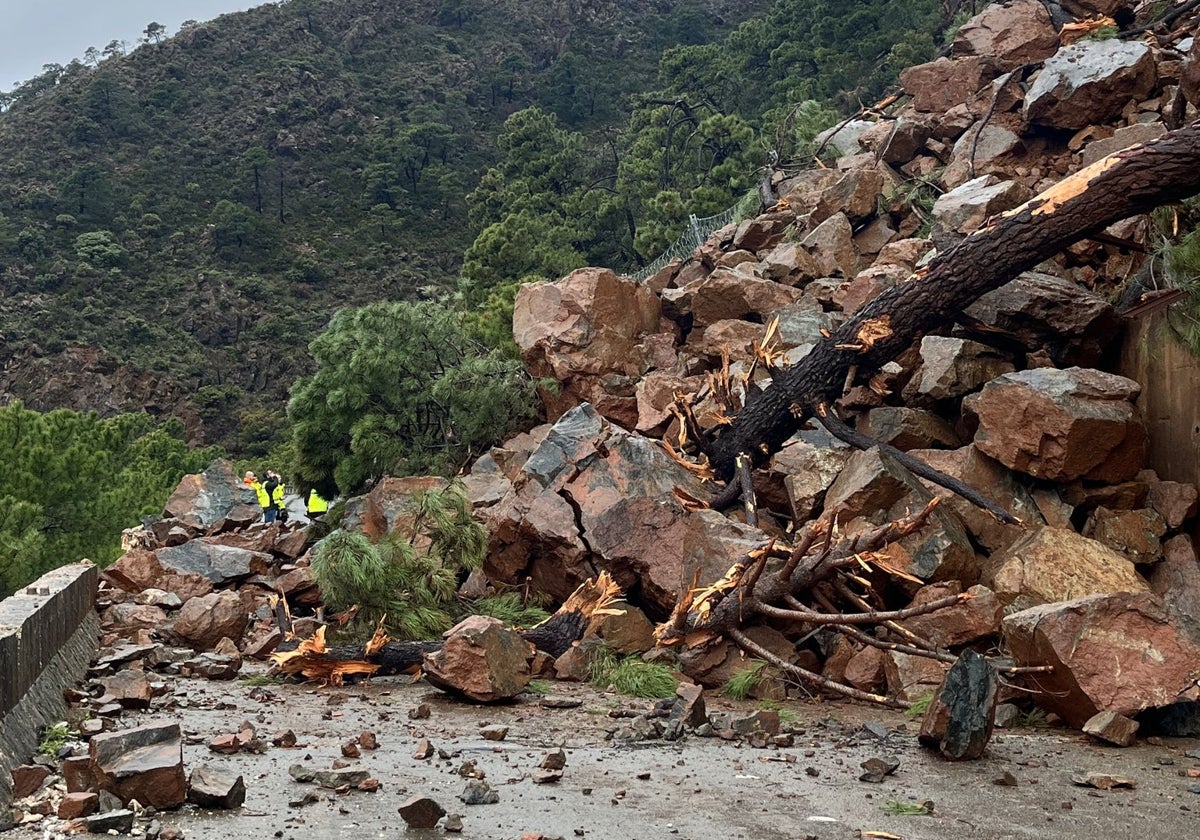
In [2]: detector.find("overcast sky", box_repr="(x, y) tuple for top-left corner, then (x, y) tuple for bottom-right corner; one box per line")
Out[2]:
(0, 1), (268, 90)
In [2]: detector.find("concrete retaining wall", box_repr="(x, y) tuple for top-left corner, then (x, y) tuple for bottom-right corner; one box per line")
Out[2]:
(0, 563), (100, 827)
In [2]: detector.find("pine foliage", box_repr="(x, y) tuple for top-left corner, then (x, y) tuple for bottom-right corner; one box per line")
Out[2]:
(309, 481), (486, 641)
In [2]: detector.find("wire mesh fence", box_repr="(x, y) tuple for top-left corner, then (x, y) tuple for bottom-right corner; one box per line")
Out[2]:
(630, 203), (745, 283)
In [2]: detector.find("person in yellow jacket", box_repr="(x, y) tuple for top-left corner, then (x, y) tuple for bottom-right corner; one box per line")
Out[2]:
(266, 470), (288, 524)
(306, 489), (330, 519)
(244, 470), (273, 522)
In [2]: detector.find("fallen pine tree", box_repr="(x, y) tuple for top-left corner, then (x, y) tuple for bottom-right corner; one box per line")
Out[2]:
(269, 572), (625, 685)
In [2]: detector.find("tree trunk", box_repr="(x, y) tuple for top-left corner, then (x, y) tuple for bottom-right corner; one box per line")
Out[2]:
(708, 121), (1200, 482)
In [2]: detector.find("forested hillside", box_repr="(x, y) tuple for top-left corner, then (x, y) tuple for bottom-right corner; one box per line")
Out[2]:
(0, 0), (953, 455)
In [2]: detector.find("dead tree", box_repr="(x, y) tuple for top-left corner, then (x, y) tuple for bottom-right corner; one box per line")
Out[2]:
(700, 121), (1200, 496)
(270, 573), (624, 684)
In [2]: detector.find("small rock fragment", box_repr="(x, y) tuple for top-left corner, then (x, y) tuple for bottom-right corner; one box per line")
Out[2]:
(1082, 711), (1139, 747)
(459, 778), (499, 805)
(398, 795), (445, 828)
(409, 703), (431, 720)
(480, 725), (508, 741)
(187, 765), (246, 809)
(413, 738), (434, 760)
(540, 749), (567, 771)
(444, 813), (464, 832)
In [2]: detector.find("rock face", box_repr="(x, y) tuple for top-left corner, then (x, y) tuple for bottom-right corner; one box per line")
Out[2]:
(966, 368), (1146, 483)
(514, 267), (662, 428)
(156, 540), (270, 585)
(1004, 592), (1200, 728)
(1025, 40), (1158, 129)
(422, 615), (534, 702)
(918, 649), (998, 760)
(89, 722), (186, 809)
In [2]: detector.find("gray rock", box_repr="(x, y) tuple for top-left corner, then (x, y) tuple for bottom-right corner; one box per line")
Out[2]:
(1025, 40), (1157, 129)
(458, 778), (499, 805)
(918, 649), (998, 760)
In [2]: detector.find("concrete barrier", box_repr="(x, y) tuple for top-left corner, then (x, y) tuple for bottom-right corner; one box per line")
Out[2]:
(0, 563), (99, 826)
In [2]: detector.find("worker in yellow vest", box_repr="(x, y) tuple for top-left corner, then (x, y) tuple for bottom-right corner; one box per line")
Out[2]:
(307, 489), (330, 519)
(244, 471), (272, 522)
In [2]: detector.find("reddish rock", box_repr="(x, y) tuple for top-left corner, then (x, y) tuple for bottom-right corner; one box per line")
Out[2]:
(966, 367), (1146, 483)
(398, 795), (446, 829)
(275, 567), (321, 608)
(901, 55), (1003, 113)
(89, 722), (186, 809)
(823, 447), (911, 521)
(63, 756), (95, 793)
(885, 651), (950, 702)
(58, 792), (99, 820)
(172, 590), (248, 651)
(952, 0), (1059, 69)
(1143, 474), (1200, 529)
(514, 267), (662, 427)
(903, 583), (1003, 648)
(670, 268), (803, 329)
(422, 615), (533, 702)
(156, 572), (214, 603)
(11, 764), (50, 799)
(678, 626), (798, 690)
(987, 526), (1150, 609)
(586, 602), (656, 654)
(102, 603), (169, 634)
(1086, 507), (1167, 565)
(811, 169), (886, 226)
(860, 408), (960, 452)
(800, 213), (856, 278)
(103, 549), (164, 593)
(1149, 535), (1200, 620)
(843, 646), (887, 694)
(688, 319), (767, 363)
(99, 669), (153, 710)
(1005, 592), (1200, 728)
(1083, 711), (1139, 747)
(553, 645), (590, 682)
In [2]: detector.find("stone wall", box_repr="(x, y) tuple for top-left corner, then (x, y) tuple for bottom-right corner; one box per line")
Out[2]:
(0, 564), (99, 827)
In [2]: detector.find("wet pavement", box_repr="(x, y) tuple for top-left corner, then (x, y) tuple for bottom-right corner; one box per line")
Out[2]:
(109, 673), (1200, 840)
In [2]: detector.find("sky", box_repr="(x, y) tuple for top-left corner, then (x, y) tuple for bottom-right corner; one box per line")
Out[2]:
(0, 1), (268, 90)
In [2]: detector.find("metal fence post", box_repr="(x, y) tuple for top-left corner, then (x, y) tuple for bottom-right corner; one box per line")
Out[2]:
(688, 214), (703, 247)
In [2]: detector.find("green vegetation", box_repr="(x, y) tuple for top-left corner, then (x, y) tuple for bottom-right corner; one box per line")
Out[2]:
(309, 481), (485, 640)
(0, 403), (219, 597)
(288, 299), (539, 496)
(240, 673), (285, 687)
(470, 592), (551, 628)
(721, 660), (772, 700)
(904, 691), (935, 719)
(883, 799), (934, 816)
(526, 679), (552, 695)
(587, 643), (679, 698)
(38, 722), (72, 756)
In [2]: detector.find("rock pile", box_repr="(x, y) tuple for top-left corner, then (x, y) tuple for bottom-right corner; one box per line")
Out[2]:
(479, 0), (1200, 740)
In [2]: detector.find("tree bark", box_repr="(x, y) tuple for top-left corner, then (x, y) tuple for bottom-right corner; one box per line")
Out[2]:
(708, 121), (1200, 482)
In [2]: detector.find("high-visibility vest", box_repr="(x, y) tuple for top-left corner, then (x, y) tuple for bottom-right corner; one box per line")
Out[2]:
(251, 481), (269, 508)
(307, 490), (329, 514)
(272, 483), (286, 508)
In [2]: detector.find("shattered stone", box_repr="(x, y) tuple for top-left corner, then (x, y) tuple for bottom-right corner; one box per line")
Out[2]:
(422, 615), (534, 702)
(858, 756), (901, 783)
(314, 767), (370, 789)
(89, 722), (186, 809)
(413, 738), (435, 760)
(58, 792), (99, 820)
(532, 769), (563, 784)
(408, 703), (431, 720)
(83, 809), (135, 834)
(540, 749), (567, 771)
(479, 725), (508, 741)
(187, 765), (246, 809)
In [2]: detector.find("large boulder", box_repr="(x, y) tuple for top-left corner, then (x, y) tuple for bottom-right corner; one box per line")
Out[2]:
(155, 540), (271, 585)
(1003, 592), (1200, 728)
(986, 526), (1151, 609)
(162, 459), (262, 530)
(479, 404), (766, 616)
(952, 0), (1059, 69)
(931, 176), (1033, 246)
(422, 615), (533, 702)
(514, 268), (662, 428)
(89, 723), (186, 809)
(903, 336), (1015, 404)
(918, 649), (998, 760)
(172, 590), (248, 650)
(901, 56), (1003, 113)
(961, 271), (1120, 367)
(965, 367), (1146, 483)
(666, 266), (803, 328)
(1024, 39), (1157, 129)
